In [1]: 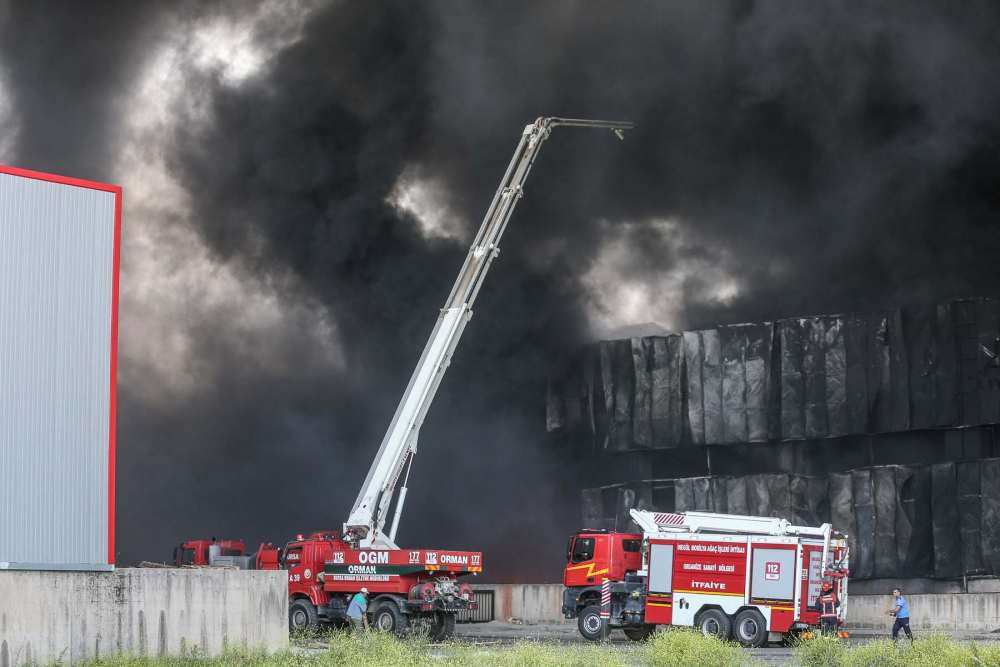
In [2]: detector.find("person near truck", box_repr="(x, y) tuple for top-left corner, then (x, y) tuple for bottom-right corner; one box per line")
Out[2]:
(347, 588), (370, 632)
(814, 581), (840, 635)
(885, 587), (913, 640)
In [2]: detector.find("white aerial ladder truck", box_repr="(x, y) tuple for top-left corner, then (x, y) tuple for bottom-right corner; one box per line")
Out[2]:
(563, 509), (850, 644)
(344, 117), (634, 550)
(243, 118), (634, 636)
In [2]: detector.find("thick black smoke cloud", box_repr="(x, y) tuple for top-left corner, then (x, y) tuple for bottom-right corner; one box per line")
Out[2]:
(3, 1), (1000, 582)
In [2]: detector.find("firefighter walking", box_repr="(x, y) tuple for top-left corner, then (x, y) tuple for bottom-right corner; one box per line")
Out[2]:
(885, 587), (914, 641)
(814, 581), (840, 635)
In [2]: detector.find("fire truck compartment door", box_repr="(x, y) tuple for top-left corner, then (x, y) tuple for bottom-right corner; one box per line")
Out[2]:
(648, 543), (674, 593)
(751, 547), (796, 602)
(646, 543), (675, 625)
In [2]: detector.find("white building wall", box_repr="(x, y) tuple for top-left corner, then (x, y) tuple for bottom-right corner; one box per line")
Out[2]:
(0, 170), (119, 569)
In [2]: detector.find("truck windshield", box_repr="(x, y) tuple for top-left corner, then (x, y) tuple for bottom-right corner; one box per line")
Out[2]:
(180, 548), (196, 565)
(571, 537), (595, 564)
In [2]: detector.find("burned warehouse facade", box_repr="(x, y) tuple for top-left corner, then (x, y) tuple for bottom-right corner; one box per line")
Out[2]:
(547, 297), (1000, 586)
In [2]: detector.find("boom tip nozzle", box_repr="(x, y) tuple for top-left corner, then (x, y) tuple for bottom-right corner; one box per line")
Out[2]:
(614, 129), (626, 140)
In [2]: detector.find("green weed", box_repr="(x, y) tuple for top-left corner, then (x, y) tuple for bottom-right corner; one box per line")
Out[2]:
(644, 627), (755, 667)
(59, 628), (1000, 667)
(793, 634), (849, 667)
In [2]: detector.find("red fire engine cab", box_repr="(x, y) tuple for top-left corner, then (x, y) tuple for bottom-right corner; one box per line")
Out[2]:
(172, 538), (247, 566)
(563, 510), (849, 645)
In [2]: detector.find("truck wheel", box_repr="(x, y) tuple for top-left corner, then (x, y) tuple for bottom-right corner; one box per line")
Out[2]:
(431, 612), (457, 641)
(577, 605), (610, 641)
(371, 601), (410, 637)
(623, 624), (655, 641)
(289, 599), (319, 632)
(697, 609), (733, 640)
(734, 609), (767, 647)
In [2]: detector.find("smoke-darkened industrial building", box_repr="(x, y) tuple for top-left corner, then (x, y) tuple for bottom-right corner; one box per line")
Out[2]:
(547, 298), (1000, 589)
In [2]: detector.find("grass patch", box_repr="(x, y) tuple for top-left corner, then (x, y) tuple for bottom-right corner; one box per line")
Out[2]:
(646, 628), (758, 667)
(61, 628), (1000, 667)
(792, 632), (1000, 667)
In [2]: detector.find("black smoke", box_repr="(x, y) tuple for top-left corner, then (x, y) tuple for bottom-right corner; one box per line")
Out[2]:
(3, 1), (1000, 582)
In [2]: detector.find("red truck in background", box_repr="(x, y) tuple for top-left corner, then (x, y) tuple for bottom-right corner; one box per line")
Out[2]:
(562, 511), (850, 645)
(172, 538), (247, 566)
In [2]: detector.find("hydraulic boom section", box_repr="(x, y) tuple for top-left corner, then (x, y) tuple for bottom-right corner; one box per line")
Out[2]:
(344, 117), (633, 549)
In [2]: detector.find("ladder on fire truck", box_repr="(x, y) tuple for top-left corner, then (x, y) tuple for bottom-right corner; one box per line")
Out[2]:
(343, 118), (634, 549)
(629, 509), (844, 579)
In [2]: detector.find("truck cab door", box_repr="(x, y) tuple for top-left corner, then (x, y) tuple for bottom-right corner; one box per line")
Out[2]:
(564, 536), (606, 587)
(285, 545), (305, 588)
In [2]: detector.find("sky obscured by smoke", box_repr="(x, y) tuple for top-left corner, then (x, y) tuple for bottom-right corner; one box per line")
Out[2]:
(2, 0), (1000, 581)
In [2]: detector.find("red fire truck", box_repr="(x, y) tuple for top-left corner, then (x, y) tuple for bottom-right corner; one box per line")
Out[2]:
(563, 510), (849, 645)
(254, 532), (480, 638)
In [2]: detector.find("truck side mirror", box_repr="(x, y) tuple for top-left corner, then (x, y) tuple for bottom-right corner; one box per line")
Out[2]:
(172, 547), (178, 564)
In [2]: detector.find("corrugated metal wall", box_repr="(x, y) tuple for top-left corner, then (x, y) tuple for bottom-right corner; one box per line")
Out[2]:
(0, 172), (116, 569)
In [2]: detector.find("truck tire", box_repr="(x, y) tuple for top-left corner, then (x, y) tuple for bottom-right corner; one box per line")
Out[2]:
(696, 609), (732, 640)
(289, 599), (319, 632)
(623, 624), (655, 641)
(371, 601), (410, 637)
(733, 609), (767, 647)
(431, 612), (457, 641)
(577, 605), (610, 641)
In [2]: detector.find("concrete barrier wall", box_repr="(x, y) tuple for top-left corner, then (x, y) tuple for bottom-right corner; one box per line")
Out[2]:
(473, 584), (565, 623)
(470, 584), (1000, 632)
(845, 593), (1000, 633)
(0, 568), (287, 666)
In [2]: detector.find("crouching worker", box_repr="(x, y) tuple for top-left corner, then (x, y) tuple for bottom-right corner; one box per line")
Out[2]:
(814, 581), (840, 635)
(347, 587), (370, 632)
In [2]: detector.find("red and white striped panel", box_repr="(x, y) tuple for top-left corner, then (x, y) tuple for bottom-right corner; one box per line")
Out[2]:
(600, 578), (611, 619)
(652, 513), (686, 526)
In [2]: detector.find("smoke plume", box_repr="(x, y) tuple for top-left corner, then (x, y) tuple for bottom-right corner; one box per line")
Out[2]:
(2, 0), (1000, 581)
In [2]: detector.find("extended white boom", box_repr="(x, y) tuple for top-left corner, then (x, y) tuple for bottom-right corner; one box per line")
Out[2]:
(344, 117), (633, 548)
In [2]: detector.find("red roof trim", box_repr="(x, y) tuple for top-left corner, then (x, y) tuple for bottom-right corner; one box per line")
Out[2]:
(0, 164), (122, 195)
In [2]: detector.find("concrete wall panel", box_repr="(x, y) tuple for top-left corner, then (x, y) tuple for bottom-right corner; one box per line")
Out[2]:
(468, 583), (1000, 633)
(845, 593), (1000, 633)
(0, 569), (287, 666)
(474, 584), (565, 624)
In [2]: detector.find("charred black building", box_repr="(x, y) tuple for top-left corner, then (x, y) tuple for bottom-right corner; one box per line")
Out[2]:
(547, 298), (1000, 592)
